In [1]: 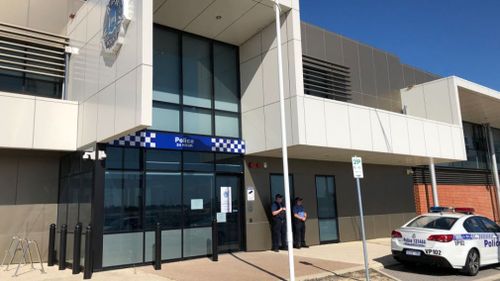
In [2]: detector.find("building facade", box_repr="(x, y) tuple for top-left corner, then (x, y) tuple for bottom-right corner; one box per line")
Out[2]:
(0, 0), (499, 273)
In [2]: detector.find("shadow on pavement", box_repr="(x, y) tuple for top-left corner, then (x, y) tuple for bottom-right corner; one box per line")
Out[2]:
(299, 261), (364, 281)
(229, 253), (287, 281)
(373, 255), (399, 267)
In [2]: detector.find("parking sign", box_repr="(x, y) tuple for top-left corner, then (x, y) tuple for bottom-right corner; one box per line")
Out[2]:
(352, 156), (364, 178)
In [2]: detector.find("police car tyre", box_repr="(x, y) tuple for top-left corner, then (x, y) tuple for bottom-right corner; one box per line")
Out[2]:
(462, 249), (480, 276)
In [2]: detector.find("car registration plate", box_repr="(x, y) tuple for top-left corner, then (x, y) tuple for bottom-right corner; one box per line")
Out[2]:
(406, 250), (421, 256)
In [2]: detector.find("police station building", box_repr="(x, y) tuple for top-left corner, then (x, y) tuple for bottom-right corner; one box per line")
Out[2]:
(1, 0), (500, 273)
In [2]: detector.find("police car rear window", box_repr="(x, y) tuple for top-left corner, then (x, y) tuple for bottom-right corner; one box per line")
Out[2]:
(407, 216), (458, 230)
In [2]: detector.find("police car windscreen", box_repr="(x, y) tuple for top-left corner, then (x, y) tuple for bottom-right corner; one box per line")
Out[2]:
(407, 216), (458, 230)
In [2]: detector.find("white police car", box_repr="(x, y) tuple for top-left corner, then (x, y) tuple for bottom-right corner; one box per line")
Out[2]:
(391, 207), (500, 276)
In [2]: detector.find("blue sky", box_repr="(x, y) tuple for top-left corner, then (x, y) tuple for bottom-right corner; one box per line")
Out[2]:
(299, 0), (500, 91)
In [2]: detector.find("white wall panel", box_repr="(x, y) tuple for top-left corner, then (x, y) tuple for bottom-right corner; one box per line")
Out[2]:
(240, 32), (262, 63)
(0, 95), (34, 149)
(389, 114), (410, 155)
(33, 100), (78, 150)
(349, 106), (372, 151)
(68, 0), (153, 148)
(0, 93), (77, 151)
(451, 126), (466, 160)
(406, 118), (426, 156)
(423, 81), (453, 124)
(438, 124), (455, 158)
(370, 110), (392, 153)
(423, 122), (440, 157)
(240, 56), (264, 113)
(304, 97), (327, 146)
(325, 101), (351, 149)
(242, 108), (266, 154)
(264, 101), (293, 150)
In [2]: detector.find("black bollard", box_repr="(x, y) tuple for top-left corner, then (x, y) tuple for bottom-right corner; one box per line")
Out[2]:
(59, 224), (67, 270)
(72, 223), (82, 274)
(154, 222), (161, 270)
(212, 218), (218, 262)
(83, 225), (92, 279)
(48, 224), (56, 266)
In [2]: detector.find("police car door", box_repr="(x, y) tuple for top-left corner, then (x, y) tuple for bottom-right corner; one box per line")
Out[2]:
(464, 217), (494, 264)
(478, 217), (500, 264)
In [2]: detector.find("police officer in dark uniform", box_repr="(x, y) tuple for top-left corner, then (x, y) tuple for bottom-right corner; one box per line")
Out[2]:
(271, 194), (287, 252)
(292, 197), (308, 249)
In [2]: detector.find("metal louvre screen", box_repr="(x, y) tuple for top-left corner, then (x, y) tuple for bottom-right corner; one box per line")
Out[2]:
(413, 167), (493, 185)
(302, 55), (351, 101)
(0, 22), (68, 98)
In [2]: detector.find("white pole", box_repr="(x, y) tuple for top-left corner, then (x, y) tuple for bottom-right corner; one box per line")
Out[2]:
(273, 1), (295, 280)
(355, 177), (371, 281)
(486, 124), (500, 219)
(429, 158), (439, 207)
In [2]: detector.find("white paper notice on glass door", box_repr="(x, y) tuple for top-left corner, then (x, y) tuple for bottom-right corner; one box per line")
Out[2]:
(220, 186), (232, 213)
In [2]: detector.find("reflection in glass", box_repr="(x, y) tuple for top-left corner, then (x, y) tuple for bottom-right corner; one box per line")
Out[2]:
(214, 43), (239, 112)
(316, 176), (339, 242)
(153, 26), (180, 104)
(183, 107), (212, 135)
(183, 152), (214, 171)
(215, 111), (239, 138)
(145, 150), (181, 171)
(182, 35), (212, 109)
(183, 173), (214, 227)
(152, 101), (180, 132)
(104, 171), (142, 232)
(145, 172), (182, 229)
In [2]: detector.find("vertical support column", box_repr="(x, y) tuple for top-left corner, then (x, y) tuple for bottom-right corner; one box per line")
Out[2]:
(429, 158), (439, 207)
(486, 124), (500, 219)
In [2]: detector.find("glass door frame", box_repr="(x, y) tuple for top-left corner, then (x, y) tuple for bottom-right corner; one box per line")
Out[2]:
(315, 175), (340, 244)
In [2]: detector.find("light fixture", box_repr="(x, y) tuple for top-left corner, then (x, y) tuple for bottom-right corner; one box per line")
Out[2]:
(216, 15), (222, 20)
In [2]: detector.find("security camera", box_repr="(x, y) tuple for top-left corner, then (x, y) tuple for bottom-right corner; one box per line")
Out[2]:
(82, 151), (95, 160)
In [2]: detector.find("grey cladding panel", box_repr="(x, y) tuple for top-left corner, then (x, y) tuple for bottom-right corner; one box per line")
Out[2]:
(414, 69), (428, 84)
(341, 38), (361, 92)
(387, 54), (404, 91)
(305, 24), (326, 60)
(324, 32), (343, 65)
(402, 65), (416, 87)
(358, 44), (376, 96)
(373, 50), (390, 99)
(301, 22), (308, 54)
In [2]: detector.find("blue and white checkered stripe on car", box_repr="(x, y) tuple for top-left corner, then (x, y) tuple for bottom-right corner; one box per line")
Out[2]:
(211, 138), (246, 153)
(110, 131), (157, 148)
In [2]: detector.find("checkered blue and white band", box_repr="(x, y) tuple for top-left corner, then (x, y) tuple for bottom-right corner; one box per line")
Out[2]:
(110, 131), (245, 154)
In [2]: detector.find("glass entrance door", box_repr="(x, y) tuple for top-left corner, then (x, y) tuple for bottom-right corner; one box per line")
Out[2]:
(315, 176), (339, 243)
(182, 172), (214, 257)
(215, 175), (242, 252)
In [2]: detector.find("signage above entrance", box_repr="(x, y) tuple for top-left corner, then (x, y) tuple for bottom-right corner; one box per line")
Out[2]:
(110, 131), (246, 154)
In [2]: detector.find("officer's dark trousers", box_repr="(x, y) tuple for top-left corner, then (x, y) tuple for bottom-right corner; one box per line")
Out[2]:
(293, 220), (306, 247)
(272, 218), (287, 250)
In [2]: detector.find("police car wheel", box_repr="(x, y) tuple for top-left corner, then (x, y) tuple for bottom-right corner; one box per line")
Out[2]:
(462, 249), (480, 276)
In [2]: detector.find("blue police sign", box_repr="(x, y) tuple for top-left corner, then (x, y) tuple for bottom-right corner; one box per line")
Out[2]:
(110, 131), (246, 154)
(102, 0), (131, 54)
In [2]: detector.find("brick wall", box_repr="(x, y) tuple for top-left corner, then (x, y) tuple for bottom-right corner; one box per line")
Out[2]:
(414, 184), (499, 222)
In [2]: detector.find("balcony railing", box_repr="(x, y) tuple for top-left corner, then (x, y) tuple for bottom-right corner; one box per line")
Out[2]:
(0, 22), (69, 99)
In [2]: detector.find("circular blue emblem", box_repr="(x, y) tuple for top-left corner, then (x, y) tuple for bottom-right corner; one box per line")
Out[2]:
(102, 0), (126, 53)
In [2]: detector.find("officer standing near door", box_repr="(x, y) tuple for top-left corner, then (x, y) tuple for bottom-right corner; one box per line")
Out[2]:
(293, 197), (308, 249)
(271, 194), (287, 252)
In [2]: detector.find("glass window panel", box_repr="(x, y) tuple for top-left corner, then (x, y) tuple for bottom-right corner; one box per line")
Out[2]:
(106, 146), (123, 169)
(215, 111), (239, 138)
(0, 69), (23, 94)
(183, 152), (214, 171)
(182, 35), (212, 109)
(270, 174), (294, 203)
(183, 227), (212, 257)
(183, 173), (214, 227)
(152, 101), (180, 132)
(216, 175), (241, 251)
(215, 153), (243, 173)
(25, 74), (62, 99)
(153, 26), (180, 104)
(102, 233), (143, 267)
(316, 176), (337, 218)
(145, 172), (182, 229)
(123, 148), (141, 170)
(145, 230), (182, 261)
(145, 150), (181, 171)
(104, 171), (142, 232)
(319, 219), (339, 242)
(183, 107), (212, 135)
(214, 43), (239, 112)
(79, 172), (93, 227)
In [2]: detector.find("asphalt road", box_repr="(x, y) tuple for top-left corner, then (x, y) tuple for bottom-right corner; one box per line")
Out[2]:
(380, 263), (500, 281)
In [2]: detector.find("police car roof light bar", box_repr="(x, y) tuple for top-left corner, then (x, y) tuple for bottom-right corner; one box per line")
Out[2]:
(454, 207), (475, 214)
(429, 206), (453, 213)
